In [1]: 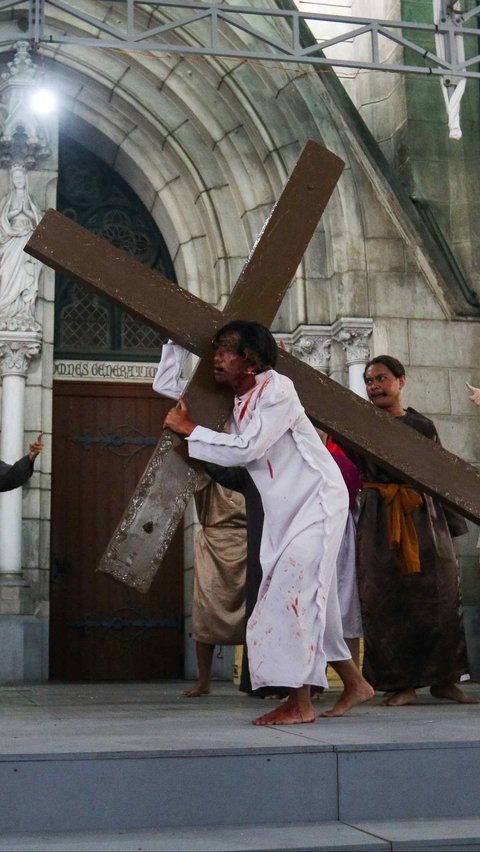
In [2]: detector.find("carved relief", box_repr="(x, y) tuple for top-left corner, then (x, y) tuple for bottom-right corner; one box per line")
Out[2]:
(291, 331), (331, 372)
(0, 336), (41, 376)
(0, 41), (51, 168)
(0, 164), (41, 331)
(334, 323), (372, 366)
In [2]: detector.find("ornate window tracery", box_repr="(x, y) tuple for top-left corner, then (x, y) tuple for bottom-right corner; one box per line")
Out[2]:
(55, 138), (175, 360)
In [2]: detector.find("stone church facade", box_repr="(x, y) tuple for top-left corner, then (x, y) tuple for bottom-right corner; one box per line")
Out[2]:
(0, 0), (478, 683)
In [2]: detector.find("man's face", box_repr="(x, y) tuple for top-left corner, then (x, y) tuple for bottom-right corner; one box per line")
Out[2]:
(364, 363), (405, 410)
(212, 332), (253, 388)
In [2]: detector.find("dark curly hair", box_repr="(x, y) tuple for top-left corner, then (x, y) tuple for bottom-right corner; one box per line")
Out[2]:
(213, 320), (278, 372)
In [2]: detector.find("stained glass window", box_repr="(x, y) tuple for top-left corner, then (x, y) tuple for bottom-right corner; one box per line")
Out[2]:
(55, 137), (175, 360)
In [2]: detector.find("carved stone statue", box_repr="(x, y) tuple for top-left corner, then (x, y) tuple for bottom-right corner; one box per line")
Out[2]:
(0, 164), (41, 329)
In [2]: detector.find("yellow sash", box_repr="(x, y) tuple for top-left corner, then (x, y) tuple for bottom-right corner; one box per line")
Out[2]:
(363, 483), (423, 575)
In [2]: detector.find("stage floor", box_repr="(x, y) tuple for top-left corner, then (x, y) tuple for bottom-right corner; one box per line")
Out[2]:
(2, 680), (480, 851)
(0, 679), (480, 757)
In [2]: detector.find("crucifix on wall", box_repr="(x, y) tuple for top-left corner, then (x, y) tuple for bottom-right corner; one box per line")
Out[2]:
(25, 141), (480, 593)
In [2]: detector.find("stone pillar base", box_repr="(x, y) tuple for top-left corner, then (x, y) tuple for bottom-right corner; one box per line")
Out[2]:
(0, 579), (32, 615)
(0, 615), (48, 684)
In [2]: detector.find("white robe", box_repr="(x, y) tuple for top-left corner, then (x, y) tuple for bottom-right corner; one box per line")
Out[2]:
(152, 342), (188, 400)
(336, 508), (362, 640)
(186, 369), (351, 690)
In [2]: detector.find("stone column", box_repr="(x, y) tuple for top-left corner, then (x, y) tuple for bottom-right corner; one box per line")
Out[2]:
(332, 318), (373, 399)
(0, 334), (41, 584)
(0, 40), (53, 682)
(0, 38), (47, 587)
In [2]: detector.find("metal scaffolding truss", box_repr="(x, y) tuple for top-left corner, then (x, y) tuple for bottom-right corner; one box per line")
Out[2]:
(1, 1), (480, 80)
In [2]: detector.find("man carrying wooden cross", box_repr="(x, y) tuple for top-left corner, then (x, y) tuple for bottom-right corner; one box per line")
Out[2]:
(25, 140), (480, 711)
(164, 319), (374, 725)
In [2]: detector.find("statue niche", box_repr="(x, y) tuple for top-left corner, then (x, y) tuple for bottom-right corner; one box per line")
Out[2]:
(0, 164), (41, 331)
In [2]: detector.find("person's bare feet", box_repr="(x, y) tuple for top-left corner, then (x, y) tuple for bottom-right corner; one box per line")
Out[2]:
(430, 683), (480, 704)
(321, 681), (374, 717)
(381, 688), (418, 706)
(252, 694), (316, 726)
(182, 683), (211, 697)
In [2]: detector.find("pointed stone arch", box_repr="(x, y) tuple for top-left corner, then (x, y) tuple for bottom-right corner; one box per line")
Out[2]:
(36, 29), (368, 326)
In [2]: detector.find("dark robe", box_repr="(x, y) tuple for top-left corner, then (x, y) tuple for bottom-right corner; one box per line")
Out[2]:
(0, 455), (33, 492)
(351, 407), (469, 691)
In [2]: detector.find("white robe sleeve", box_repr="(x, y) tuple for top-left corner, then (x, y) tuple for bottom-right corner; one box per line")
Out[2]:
(186, 374), (299, 466)
(152, 341), (188, 400)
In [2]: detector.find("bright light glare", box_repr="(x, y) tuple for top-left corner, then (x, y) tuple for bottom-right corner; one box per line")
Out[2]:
(30, 88), (57, 115)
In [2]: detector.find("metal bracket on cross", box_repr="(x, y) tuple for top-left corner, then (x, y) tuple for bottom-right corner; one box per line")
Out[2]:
(25, 141), (480, 593)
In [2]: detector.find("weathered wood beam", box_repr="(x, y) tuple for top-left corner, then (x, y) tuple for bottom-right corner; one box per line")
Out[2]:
(27, 143), (361, 590)
(27, 206), (480, 528)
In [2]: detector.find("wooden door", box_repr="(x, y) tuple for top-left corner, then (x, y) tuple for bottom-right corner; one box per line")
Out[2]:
(50, 381), (184, 681)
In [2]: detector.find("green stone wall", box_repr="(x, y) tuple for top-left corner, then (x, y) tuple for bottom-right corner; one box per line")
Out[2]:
(400, 0), (480, 297)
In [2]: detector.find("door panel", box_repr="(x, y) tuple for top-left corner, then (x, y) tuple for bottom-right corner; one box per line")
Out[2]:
(50, 381), (183, 681)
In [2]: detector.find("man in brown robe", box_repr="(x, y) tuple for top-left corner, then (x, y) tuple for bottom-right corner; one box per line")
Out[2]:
(153, 341), (249, 697)
(353, 357), (477, 706)
(186, 470), (247, 697)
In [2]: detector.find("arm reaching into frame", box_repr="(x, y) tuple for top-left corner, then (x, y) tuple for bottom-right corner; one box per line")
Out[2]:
(466, 382), (480, 406)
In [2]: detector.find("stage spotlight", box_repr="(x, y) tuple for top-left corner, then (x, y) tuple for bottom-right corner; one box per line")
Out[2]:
(30, 87), (57, 115)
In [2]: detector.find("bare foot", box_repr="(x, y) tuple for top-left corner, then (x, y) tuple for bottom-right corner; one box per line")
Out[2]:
(430, 684), (480, 704)
(252, 695), (316, 726)
(182, 684), (211, 697)
(321, 682), (374, 718)
(382, 688), (418, 706)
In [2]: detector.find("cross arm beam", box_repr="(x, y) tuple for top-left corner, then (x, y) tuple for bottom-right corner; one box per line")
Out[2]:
(28, 209), (220, 359)
(277, 350), (480, 526)
(26, 209), (480, 527)
(27, 142), (348, 590)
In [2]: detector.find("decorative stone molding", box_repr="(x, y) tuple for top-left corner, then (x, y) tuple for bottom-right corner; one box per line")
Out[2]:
(0, 331), (41, 377)
(276, 319), (373, 400)
(332, 318), (373, 366)
(279, 325), (332, 373)
(54, 359), (158, 383)
(0, 313), (41, 334)
(0, 41), (51, 167)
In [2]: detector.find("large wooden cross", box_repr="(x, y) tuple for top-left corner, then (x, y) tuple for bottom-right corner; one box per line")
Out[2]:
(26, 142), (480, 593)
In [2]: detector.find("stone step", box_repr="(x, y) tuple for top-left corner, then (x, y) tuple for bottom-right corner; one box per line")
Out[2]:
(0, 817), (480, 851)
(2, 683), (480, 846)
(2, 738), (480, 836)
